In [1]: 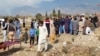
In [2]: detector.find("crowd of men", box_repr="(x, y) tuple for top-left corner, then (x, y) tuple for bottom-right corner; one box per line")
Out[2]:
(1, 14), (100, 52)
(51, 14), (99, 36)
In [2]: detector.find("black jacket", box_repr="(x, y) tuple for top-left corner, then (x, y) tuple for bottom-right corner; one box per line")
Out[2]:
(91, 16), (98, 23)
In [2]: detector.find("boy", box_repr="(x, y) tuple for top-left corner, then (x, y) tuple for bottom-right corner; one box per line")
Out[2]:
(37, 21), (48, 52)
(29, 26), (36, 48)
(2, 18), (8, 42)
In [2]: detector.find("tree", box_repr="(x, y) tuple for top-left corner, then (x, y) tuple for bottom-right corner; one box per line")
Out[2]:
(6, 16), (13, 20)
(58, 10), (61, 18)
(16, 14), (20, 18)
(52, 9), (56, 17)
(45, 11), (48, 18)
(35, 13), (42, 21)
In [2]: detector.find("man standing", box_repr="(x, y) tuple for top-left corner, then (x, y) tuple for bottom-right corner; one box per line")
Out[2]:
(45, 18), (50, 37)
(69, 16), (73, 34)
(31, 19), (35, 28)
(65, 16), (70, 33)
(91, 14), (98, 28)
(54, 18), (60, 37)
(14, 18), (21, 39)
(2, 18), (8, 42)
(23, 17), (25, 28)
(34, 19), (38, 29)
(72, 17), (79, 35)
(59, 16), (65, 34)
(38, 21), (48, 52)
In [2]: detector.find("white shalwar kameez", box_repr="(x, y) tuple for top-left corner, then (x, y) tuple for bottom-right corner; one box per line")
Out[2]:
(38, 23), (48, 51)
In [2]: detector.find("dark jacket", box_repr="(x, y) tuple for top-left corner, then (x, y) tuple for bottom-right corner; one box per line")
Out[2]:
(54, 19), (60, 30)
(91, 16), (98, 23)
(59, 18), (65, 26)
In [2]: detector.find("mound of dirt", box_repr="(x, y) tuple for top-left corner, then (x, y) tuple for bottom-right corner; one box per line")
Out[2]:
(36, 45), (91, 56)
(67, 45), (90, 56)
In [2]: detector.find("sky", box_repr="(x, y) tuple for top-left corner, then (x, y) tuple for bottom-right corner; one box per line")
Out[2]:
(0, 0), (100, 16)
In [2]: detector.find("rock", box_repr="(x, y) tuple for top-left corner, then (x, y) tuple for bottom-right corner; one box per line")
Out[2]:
(63, 41), (67, 47)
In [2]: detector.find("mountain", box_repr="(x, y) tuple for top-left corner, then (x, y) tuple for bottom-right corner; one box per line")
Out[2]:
(0, 5), (100, 16)
(11, 6), (37, 16)
(0, 9), (11, 16)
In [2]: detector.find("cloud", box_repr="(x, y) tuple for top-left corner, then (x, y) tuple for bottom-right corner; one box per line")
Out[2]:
(0, 0), (55, 9)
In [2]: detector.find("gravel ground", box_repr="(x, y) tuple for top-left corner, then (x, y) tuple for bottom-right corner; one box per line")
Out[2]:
(0, 28), (100, 56)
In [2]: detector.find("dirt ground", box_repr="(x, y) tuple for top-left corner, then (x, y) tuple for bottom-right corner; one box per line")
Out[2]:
(0, 27), (100, 56)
